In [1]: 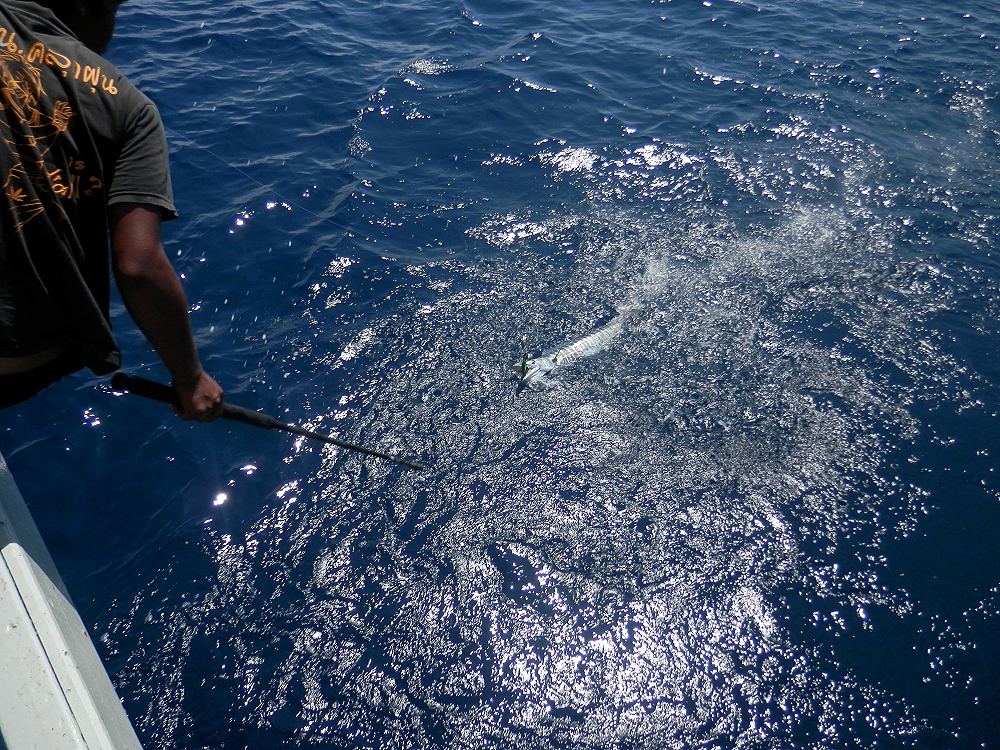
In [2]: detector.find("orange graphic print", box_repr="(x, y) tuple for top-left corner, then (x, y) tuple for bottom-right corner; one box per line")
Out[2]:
(0, 27), (113, 231)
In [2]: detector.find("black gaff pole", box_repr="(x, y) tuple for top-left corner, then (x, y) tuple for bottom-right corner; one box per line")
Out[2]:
(111, 373), (425, 471)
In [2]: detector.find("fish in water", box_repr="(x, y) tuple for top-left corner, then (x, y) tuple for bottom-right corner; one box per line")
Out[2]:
(515, 308), (639, 388)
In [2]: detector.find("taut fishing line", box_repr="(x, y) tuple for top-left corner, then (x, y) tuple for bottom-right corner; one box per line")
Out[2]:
(163, 124), (357, 235)
(123, 120), (431, 470)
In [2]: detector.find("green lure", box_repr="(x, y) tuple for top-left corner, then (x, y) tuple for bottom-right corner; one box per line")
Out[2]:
(516, 353), (528, 380)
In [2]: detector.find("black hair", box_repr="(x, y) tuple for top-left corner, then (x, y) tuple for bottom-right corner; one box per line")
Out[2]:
(30, 0), (126, 52)
(32, 0), (124, 11)
(31, 1), (124, 27)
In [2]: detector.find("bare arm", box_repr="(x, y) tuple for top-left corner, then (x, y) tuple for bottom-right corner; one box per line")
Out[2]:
(110, 203), (223, 420)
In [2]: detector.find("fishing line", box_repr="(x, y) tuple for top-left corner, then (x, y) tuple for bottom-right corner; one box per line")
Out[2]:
(153, 117), (433, 466)
(162, 123), (358, 235)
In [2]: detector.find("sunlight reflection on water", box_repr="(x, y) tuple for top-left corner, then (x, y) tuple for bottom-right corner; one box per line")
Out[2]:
(71, 1), (1000, 747)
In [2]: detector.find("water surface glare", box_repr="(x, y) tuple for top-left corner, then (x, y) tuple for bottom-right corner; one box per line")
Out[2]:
(2, 0), (998, 748)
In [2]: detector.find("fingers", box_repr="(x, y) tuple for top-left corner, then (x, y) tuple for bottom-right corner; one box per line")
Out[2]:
(173, 371), (224, 421)
(189, 388), (224, 422)
(180, 395), (222, 421)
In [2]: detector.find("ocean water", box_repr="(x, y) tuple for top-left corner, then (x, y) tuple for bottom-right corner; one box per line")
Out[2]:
(2, 0), (999, 748)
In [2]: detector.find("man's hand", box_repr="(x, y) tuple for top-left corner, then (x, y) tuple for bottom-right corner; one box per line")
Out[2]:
(173, 369), (224, 421)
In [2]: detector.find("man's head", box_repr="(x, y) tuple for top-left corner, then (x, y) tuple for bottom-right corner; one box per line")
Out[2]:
(32, 1), (126, 54)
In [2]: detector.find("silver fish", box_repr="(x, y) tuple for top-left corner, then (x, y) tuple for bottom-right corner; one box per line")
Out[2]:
(516, 309), (637, 388)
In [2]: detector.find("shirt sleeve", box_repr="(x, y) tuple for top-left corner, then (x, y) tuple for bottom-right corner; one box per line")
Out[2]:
(106, 99), (178, 220)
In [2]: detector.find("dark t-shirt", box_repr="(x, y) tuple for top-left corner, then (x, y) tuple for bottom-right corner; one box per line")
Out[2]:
(0, 0), (176, 374)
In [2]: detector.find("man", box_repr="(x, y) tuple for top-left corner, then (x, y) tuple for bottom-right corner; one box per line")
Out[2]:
(0, 0), (222, 419)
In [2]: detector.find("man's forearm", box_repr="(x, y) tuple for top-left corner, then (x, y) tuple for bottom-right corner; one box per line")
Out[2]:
(114, 253), (204, 385)
(110, 203), (223, 420)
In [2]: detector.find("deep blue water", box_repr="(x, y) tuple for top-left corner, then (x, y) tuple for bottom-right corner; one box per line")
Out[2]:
(2, 0), (999, 747)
